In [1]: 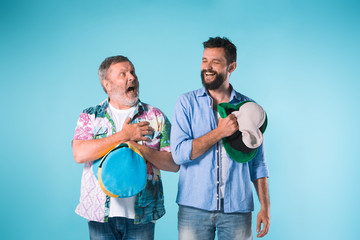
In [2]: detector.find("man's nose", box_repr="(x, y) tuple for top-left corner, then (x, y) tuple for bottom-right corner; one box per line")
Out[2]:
(128, 73), (135, 82)
(204, 62), (213, 70)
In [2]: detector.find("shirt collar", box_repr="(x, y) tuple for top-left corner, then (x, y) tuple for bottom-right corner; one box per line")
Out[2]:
(196, 87), (208, 97)
(228, 85), (243, 103)
(197, 85), (241, 103)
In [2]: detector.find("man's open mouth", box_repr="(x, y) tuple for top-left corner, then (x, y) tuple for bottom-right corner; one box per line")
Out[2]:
(126, 86), (136, 93)
(205, 72), (216, 77)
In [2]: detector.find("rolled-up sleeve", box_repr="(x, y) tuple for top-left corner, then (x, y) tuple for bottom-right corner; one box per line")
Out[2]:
(249, 141), (269, 181)
(170, 95), (194, 165)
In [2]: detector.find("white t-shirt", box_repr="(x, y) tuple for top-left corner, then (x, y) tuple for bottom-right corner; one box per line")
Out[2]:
(215, 111), (229, 199)
(107, 103), (137, 219)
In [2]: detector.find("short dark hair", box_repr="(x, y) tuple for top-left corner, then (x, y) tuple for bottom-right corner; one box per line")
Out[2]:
(203, 37), (237, 64)
(98, 55), (133, 93)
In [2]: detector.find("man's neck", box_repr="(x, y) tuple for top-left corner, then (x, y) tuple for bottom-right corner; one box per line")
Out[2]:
(208, 82), (232, 110)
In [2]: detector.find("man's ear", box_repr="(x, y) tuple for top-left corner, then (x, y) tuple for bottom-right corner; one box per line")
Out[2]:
(102, 79), (111, 93)
(228, 62), (237, 74)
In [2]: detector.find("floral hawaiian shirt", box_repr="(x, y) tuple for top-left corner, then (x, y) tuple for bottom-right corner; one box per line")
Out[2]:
(73, 99), (171, 224)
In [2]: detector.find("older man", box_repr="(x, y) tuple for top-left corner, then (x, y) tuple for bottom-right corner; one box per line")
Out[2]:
(72, 55), (179, 240)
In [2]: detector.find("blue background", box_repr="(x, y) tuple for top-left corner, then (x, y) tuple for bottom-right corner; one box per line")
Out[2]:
(1, 0), (359, 239)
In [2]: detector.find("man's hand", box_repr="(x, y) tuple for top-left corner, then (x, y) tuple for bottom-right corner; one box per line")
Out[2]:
(127, 140), (179, 172)
(121, 117), (154, 142)
(73, 118), (154, 164)
(217, 114), (239, 138)
(256, 206), (270, 238)
(190, 113), (238, 160)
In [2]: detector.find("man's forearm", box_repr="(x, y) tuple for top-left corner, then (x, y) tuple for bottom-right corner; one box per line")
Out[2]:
(131, 142), (179, 172)
(190, 128), (223, 160)
(253, 177), (270, 209)
(253, 177), (270, 237)
(72, 132), (129, 164)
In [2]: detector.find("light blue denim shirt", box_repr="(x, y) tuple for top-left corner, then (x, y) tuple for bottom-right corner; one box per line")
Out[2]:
(170, 87), (269, 213)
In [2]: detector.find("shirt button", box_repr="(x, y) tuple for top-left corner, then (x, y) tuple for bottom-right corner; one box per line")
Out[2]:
(217, 181), (219, 184)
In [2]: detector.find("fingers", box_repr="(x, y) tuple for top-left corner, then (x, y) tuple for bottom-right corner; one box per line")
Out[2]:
(137, 121), (150, 127)
(124, 117), (132, 125)
(134, 122), (154, 141)
(263, 220), (270, 236)
(218, 114), (239, 137)
(256, 217), (270, 238)
(256, 216), (261, 235)
(139, 136), (151, 142)
(228, 113), (237, 120)
(139, 125), (154, 135)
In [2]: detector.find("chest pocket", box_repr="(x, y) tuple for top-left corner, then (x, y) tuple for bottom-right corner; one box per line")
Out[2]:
(94, 127), (109, 139)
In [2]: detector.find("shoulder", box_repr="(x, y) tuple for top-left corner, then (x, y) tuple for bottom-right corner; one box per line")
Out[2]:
(232, 88), (255, 103)
(180, 88), (202, 99)
(139, 102), (168, 119)
(175, 88), (204, 106)
(82, 99), (108, 118)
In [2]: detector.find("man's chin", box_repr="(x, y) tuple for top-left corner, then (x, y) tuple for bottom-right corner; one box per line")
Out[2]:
(125, 97), (139, 107)
(201, 74), (225, 90)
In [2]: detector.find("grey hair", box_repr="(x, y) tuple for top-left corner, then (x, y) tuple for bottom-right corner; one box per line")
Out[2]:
(98, 55), (133, 93)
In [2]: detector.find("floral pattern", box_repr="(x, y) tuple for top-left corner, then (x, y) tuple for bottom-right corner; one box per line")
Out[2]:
(73, 99), (170, 223)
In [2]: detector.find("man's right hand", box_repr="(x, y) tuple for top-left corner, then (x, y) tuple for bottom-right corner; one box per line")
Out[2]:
(120, 117), (154, 142)
(217, 114), (239, 138)
(190, 113), (239, 160)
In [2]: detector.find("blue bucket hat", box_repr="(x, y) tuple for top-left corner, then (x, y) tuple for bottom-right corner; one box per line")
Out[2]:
(92, 143), (147, 198)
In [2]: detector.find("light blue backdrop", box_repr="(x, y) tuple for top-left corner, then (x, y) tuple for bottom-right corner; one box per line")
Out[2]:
(1, 0), (359, 239)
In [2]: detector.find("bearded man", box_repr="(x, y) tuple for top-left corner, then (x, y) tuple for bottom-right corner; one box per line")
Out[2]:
(171, 37), (270, 240)
(72, 55), (179, 240)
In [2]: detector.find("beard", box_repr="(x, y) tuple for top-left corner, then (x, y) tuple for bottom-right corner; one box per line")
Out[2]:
(110, 83), (139, 107)
(114, 92), (139, 107)
(201, 70), (226, 90)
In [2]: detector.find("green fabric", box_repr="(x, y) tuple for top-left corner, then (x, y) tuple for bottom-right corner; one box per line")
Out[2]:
(217, 101), (267, 163)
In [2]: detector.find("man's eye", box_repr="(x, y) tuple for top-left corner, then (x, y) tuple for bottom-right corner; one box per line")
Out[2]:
(120, 73), (125, 76)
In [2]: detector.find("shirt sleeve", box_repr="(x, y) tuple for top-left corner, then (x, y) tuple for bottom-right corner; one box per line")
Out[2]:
(159, 114), (171, 152)
(170, 95), (194, 165)
(249, 141), (269, 181)
(73, 112), (94, 141)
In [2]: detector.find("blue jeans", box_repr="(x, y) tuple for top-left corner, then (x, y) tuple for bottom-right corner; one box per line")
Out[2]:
(88, 217), (155, 240)
(178, 203), (253, 240)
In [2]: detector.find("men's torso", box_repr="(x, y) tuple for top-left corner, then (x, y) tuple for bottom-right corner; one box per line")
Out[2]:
(74, 99), (170, 223)
(173, 87), (267, 213)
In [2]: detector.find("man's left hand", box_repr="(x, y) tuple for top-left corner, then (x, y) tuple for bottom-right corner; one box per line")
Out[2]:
(256, 208), (270, 238)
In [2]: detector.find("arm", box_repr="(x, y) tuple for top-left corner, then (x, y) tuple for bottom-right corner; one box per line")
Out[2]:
(129, 141), (179, 172)
(190, 114), (238, 159)
(171, 95), (239, 163)
(73, 117), (153, 164)
(253, 177), (270, 238)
